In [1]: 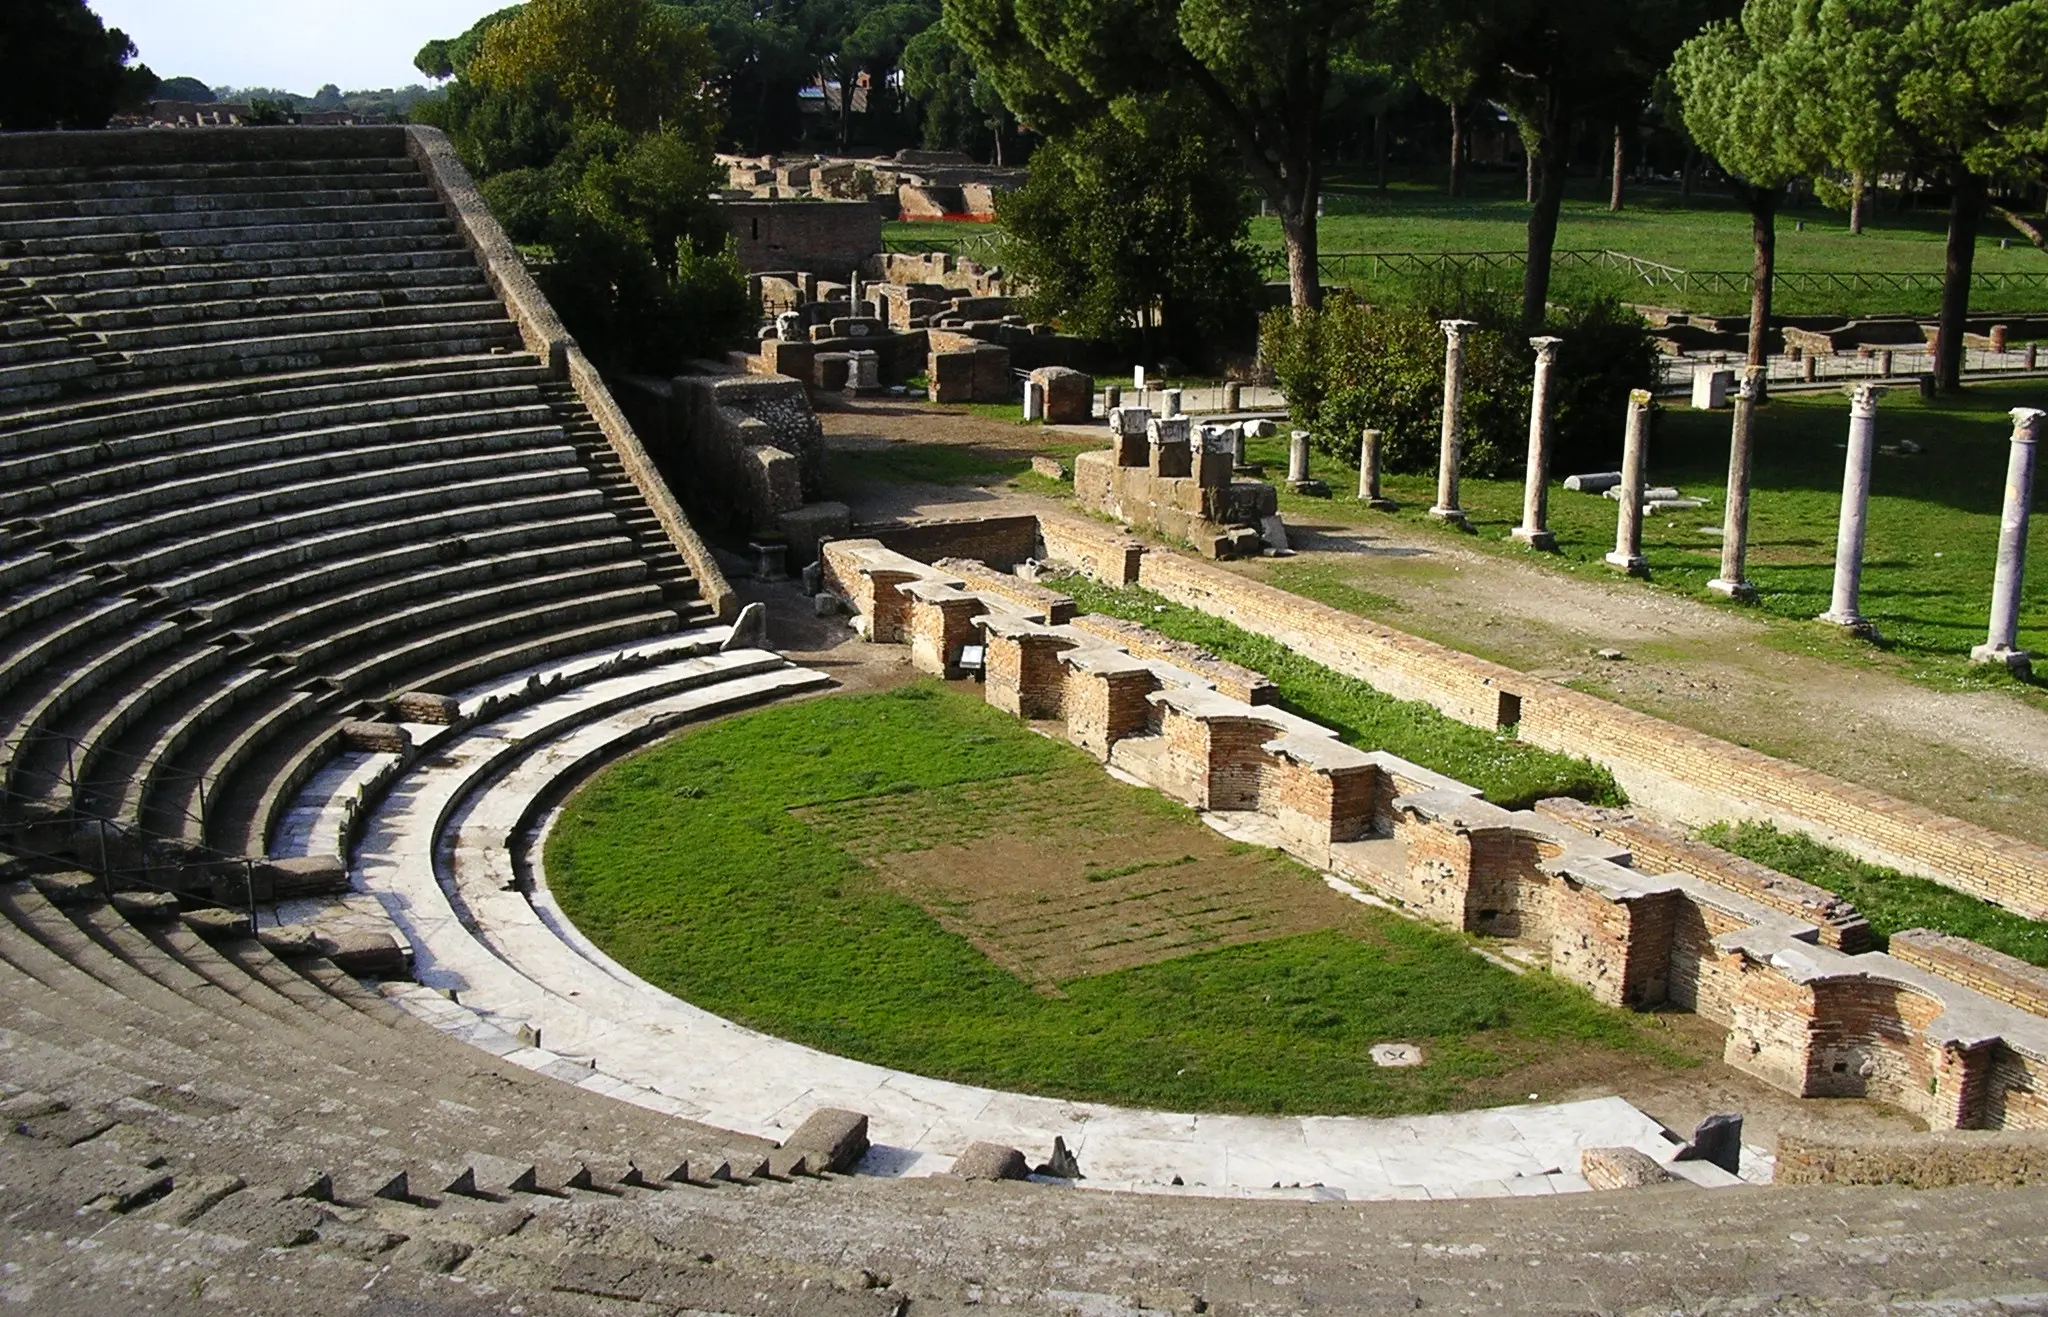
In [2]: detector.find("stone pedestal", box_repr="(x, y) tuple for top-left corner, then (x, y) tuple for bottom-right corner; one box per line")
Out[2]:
(1818, 383), (1884, 635)
(1022, 378), (1045, 421)
(1104, 384), (1121, 413)
(1429, 320), (1477, 525)
(1513, 337), (1563, 548)
(1691, 365), (1733, 410)
(1357, 428), (1394, 509)
(1162, 387), (1182, 418)
(1223, 381), (1242, 412)
(1708, 366), (1764, 602)
(1604, 389), (1652, 575)
(1972, 407), (2042, 673)
(846, 349), (880, 394)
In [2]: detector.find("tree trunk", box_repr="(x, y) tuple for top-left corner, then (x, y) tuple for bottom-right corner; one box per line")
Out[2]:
(1609, 123), (1625, 212)
(1283, 213), (1321, 312)
(1448, 102), (1465, 199)
(1374, 113), (1387, 191)
(1992, 203), (2047, 251)
(1936, 169), (1984, 392)
(1680, 146), (1694, 202)
(1525, 150), (1536, 204)
(1521, 135), (1568, 331)
(1849, 170), (1867, 235)
(1746, 187), (1778, 373)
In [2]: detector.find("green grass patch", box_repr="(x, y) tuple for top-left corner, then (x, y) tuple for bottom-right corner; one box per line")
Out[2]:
(1259, 379), (2048, 694)
(1699, 821), (2048, 967)
(1050, 573), (1620, 809)
(546, 683), (1690, 1115)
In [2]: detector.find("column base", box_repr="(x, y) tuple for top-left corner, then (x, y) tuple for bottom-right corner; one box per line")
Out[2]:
(1427, 505), (1470, 528)
(1509, 526), (1556, 550)
(1970, 643), (2034, 674)
(1603, 551), (1648, 576)
(1817, 610), (1881, 640)
(1706, 577), (1757, 602)
(1359, 497), (1397, 511)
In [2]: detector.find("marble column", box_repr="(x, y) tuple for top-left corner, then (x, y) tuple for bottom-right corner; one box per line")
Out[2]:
(1429, 320), (1477, 524)
(1972, 407), (2043, 671)
(1604, 389), (1652, 575)
(1818, 383), (1884, 634)
(1022, 378), (1045, 421)
(1708, 366), (1765, 601)
(1287, 430), (1311, 484)
(1358, 429), (1394, 509)
(1512, 336), (1564, 548)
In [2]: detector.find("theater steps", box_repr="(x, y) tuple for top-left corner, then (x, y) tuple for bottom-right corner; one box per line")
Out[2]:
(0, 131), (725, 876)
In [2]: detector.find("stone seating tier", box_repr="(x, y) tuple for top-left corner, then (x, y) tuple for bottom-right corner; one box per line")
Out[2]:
(0, 130), (722, 873)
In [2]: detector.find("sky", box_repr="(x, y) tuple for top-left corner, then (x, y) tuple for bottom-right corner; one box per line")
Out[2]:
(89, 0), (511, 94)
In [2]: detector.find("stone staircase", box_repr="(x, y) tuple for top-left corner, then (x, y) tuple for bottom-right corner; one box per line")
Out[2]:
(0, 131), (722, 877)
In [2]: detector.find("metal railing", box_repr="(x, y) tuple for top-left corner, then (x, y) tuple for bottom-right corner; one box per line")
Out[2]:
(1270, 247), (2048, 302)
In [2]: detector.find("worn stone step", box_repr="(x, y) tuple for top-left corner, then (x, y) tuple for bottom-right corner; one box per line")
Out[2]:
(0, 184), (440, 223)
(44, 263), (485, 315)
(95, 299), (511, 353)
(0, 201), (449, 243)
(68, 281), (491, 333)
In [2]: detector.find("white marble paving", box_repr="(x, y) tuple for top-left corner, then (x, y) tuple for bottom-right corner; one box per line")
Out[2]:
(314, 642), (1761, 1202)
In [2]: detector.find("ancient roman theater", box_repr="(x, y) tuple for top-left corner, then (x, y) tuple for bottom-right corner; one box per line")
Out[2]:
(2, 125), (2046, 1314)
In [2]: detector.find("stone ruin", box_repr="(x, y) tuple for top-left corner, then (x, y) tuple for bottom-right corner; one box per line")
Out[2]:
(716, 148), (1026, 219)
(821, 525), (2048, 1134)
(1072, 408), (1281, 558)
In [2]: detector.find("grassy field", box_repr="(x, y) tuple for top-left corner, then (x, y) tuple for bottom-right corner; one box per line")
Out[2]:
(884, 171), (2048, 317)
(545, 683), (1696, 1115)
(1051, 574), (1622, 808)
(1252, 379), (2048, 694)
(1705, 822), (2048, 967)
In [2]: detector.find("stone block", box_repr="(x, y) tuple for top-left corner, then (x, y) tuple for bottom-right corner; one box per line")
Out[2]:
(1032, 366), (1094, 424)
(1580, 1147), (1675, 1190)
(1029, 455), (1066, 481)
(261, 855), (348, 898)
(829, 316), (884, 338)
(340, 719), (409, 754)
(391, 690), (459, 724)
(780, 1108), (870, 1174)
(971, 343), (1012, 400)
(778, 501), (852, 567)
(951, 1142), (1029, 1180)
(759, 337), (814, 381)
(321, 928), (409, 979)
(928, 349), (977, 403)
(814, 352), (852, 392)
(1675, 1113), (1743, 1174)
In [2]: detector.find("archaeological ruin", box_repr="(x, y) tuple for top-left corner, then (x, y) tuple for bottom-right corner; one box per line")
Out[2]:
(2, 120), (2046, 1315)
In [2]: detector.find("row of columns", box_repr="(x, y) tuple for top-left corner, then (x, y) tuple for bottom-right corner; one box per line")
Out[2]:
(1343, 323), (2041, 672)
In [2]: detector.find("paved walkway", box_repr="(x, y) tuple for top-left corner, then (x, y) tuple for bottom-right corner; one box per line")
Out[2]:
(284, 641), (1766, 1202)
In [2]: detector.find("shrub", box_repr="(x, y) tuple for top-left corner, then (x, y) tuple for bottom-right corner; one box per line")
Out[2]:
(1261, 279), (1660, 478)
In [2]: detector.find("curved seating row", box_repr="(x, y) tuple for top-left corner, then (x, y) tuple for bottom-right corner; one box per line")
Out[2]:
(0, 132), (718, 875)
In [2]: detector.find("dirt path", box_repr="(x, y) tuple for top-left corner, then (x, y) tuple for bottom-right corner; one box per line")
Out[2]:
(818, 402), (2048, 848)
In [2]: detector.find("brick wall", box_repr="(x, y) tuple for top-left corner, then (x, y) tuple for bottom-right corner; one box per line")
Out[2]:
(1538, 799), (1875, 952)
(1891, 930), (2048, 1020)
(1121, 533), (2048, 920)
(723, 199), (882, 274)
(868, 516), (1041, 569)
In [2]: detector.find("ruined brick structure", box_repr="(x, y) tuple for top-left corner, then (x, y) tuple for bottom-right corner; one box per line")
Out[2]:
(823, 524), (2048, 1134)
(1072, 408), (1279, 559)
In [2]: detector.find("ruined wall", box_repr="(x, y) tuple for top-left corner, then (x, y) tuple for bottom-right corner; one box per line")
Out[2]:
(1119, 528), (2048, 920)
(724, 199), (883, 274)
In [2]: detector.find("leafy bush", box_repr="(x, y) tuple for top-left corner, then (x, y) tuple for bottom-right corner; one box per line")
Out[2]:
(1261, 279), (1660, 478)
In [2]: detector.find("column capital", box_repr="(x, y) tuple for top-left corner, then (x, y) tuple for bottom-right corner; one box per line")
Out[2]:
(1439, 318), (1478, 339)
(1850, 382), (1885, 416)
(1628, 388), (1653, 407)
(1529, 335), (1563, 357)
(2012, 407), (2044, 442)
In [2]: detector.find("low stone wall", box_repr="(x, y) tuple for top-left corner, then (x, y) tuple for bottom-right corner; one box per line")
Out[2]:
(1071, 411), (1275, 560)
(1891, 929), (2048, 1020)
(1776, 1126), (2048, 1186)
(1119, 532), (2048, 920)
(861, 515), (1042, 570)
(831, 519), (2048, 1132)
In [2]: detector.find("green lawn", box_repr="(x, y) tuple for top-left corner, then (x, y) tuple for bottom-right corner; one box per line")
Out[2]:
(1255, 379), (2048, 693)
(545, 683), (1690, 1115)
(1704, 821), (2048, 967)
(886, 172), (2048, 317)
(1050, 574), (1621, 809)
